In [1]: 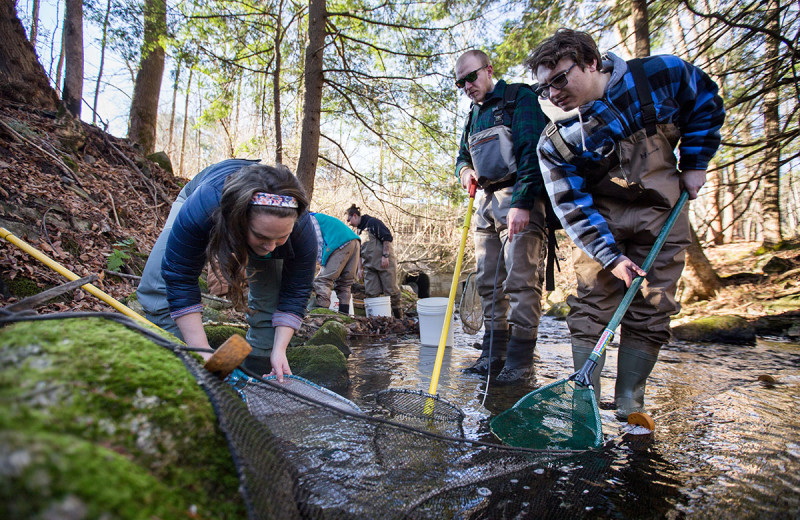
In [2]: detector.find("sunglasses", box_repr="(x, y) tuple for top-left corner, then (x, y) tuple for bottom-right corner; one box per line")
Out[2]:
(534, 63), (577, 99)
(455, 65), (488, 88)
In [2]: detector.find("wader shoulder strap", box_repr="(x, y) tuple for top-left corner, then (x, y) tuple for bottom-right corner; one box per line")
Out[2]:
(627, 58), (657, 137)
(545, 122), (575, 163)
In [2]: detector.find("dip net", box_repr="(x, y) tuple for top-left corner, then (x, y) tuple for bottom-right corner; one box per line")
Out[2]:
(5, 313), (612, 520)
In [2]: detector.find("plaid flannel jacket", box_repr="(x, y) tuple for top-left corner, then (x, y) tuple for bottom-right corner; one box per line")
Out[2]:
(455, 79), (547, 209)
(538, 52), (725, 267)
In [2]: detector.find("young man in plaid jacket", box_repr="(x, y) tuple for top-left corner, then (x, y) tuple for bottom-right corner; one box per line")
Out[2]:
(529, 29), (724, 419)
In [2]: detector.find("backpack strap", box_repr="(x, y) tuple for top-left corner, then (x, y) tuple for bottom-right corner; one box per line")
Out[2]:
(627, 58), (657, 137)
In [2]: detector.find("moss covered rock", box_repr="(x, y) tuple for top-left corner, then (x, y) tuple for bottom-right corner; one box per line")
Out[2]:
(544, 302), (570, 320)
(0, 317), (245, 519)
(204, 325), (247, 349)
(305, 320), (350, 358)
(672, 315), (755, 345)
(287, 344), (348, 390)
(308, 307), (354, 324)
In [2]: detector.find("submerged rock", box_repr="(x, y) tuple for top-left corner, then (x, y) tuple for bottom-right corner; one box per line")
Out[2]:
(0, 317), (245, 519)
(672, 315), (755, 345)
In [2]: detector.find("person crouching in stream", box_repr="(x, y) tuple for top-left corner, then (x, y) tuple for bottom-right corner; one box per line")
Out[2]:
(136, 159), (317, 381)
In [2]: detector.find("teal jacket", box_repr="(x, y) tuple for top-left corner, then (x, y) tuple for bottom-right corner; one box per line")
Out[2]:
(310, 213), (360, 266)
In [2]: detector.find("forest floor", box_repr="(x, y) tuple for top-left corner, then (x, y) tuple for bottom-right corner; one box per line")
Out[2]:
(1, 99), (799, 338)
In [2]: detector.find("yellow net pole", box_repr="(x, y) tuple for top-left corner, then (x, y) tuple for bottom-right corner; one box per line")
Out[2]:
(427, 180), (477, 399)
(1, 226), (157, 330)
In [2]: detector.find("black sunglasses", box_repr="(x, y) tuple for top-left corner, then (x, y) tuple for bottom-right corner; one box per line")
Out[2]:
(455, 65), (488, 88)
(534, 63), (577, 99)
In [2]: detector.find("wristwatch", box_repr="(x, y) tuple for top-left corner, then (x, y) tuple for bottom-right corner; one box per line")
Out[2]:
(382, 254), (389, 258)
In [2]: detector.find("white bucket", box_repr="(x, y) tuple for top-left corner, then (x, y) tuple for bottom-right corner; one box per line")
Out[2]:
(417, 297), (455, 347)
(364, 296), (392, 317)
(328, 293), (354, 315)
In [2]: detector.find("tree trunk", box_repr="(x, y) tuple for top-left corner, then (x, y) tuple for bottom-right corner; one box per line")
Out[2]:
(29, 0), (40, 46)
(128, 0), (166, 155)
(92, 0), (111, 125)
(167, 59), (181, 156)
(273, 6), (283, 165)
(631, 0), (650, 59)
(681, 225), (722, 302)
(761, 0), (782, 247)
(0, 0), (59, 110)
(179, 66), (193, 176)
(62, 0), (83, 117)
(295, 0), (325, 200)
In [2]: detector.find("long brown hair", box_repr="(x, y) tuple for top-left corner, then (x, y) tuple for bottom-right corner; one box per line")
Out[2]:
(207, 163), (308, 310)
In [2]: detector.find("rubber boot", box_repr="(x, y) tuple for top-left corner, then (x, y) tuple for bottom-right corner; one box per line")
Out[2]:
(572, 343), (606, 404)
(463, 329), (508, 375)
(614, 345), (660, 420)
(495, 336), (537, 385)
(338, 303), (350, 315)
(392, 307), (403, 319)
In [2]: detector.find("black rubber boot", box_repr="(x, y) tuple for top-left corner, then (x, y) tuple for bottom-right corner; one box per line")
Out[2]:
(495, 336), (536, 385)
(339, 303), (350, 315)
(392, 307), (403, 319)
(463, 329), (508, 375)
(614, 345), (659, 420)
(572, 344), (605, 404)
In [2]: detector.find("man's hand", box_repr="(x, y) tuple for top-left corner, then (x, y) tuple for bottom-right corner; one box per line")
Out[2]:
(609, 255), (647, 287)
(381, 256), (389, 269)
(506, 208), (530, 243)
(460, 166), (478, 190)
(680, 169), (707, 200)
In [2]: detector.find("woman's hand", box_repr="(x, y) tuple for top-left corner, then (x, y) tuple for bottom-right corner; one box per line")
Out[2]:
(268, 326), (295, 382)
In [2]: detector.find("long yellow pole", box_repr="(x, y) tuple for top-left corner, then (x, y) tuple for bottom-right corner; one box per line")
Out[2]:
(427, 179), (477, 396)
(1, 226), (157, 329)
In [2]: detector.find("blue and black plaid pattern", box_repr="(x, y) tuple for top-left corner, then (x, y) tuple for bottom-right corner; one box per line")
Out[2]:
(538, 53), (724, 267)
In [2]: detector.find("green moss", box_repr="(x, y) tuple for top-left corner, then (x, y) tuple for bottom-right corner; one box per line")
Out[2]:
(305, 320), (350, 358)
(309, 308), (354, 324)
(544, 302), (570, 320)
(287, 344), (348, 390)
(3, 277), (44, 299)
(198, 275), (209, 293)
(672, 315), (754, 345)
(1, 430), (185, 519)
(204, 325), (247, 349)
(0, 318), (245, 518)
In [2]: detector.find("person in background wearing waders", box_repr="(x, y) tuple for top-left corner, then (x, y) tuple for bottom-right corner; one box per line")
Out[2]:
(528, 29), (724, 419)
(136, 159), (317, 381)
(309, 212), (361, 314)
(345, 205), (403, 319)
(455, 49), (549, 385)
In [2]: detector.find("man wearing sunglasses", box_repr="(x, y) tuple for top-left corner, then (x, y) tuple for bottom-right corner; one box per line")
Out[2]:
(528, 29), (724, 420)
(455, 49), (549, 385)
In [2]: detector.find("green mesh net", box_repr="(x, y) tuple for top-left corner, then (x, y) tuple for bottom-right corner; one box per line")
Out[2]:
(490, 379), (604, 451)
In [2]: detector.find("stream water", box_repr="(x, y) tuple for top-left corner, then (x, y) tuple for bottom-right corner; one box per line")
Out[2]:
(339, 316), (800, 519)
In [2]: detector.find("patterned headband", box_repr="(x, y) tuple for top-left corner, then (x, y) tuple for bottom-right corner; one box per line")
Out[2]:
(250, 192), (299, 208)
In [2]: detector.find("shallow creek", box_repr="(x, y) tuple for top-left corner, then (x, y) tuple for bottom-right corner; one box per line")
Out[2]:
(340, 316), (800, 518)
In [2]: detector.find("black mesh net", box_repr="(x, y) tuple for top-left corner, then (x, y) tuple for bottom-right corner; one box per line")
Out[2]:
(2, 313), (612, 520)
